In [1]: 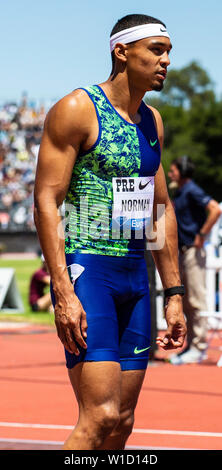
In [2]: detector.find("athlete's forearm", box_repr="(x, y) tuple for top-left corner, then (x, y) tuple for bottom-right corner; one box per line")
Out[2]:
(34, 197), (73, 298)
(151, 200), (181, 289)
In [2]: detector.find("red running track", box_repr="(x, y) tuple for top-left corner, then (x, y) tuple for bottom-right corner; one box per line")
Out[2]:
(1, 322), (222, 450)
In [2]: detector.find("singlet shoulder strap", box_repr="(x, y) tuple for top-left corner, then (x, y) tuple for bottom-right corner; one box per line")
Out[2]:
(77, 85), (108, 117)
(139, 101), (159, 142)
(75, 86), (104, 157)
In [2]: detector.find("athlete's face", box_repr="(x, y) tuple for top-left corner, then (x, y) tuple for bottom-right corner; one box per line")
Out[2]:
(125, 36), (172, 92)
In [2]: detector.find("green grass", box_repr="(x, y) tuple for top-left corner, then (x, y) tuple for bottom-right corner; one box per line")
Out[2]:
(0, 259), (55, 326)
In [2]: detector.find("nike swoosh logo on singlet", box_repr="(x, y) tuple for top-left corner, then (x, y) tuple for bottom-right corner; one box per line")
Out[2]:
(134, 346), (151, 355)
(139, 179), (151, 190)
(150, 139), (157, 147)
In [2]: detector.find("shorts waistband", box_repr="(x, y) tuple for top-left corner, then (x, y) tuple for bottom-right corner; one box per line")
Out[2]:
(65, 252), (144, 266)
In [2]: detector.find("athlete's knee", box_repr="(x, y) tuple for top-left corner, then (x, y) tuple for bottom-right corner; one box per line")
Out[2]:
(114, 409), (135, 439)
(84, 403), (120, 449)
(63, 404), (120, 450)
(95, 403), (120, 435)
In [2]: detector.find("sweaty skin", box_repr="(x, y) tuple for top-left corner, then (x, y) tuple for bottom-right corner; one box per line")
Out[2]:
(34, 35), (186, 355)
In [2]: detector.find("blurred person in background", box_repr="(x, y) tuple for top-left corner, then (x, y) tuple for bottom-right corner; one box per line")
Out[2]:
(168, 155), (221, 364)
(29, 255), (53, 313)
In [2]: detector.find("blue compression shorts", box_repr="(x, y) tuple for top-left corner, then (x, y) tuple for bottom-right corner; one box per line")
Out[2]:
(51, 253), (151, 371)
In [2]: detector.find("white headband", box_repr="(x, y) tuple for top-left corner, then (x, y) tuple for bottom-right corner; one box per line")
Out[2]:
(110, 23), (170, 52)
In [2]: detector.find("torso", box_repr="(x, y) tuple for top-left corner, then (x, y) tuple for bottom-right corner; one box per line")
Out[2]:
(64, 85), (161, 257)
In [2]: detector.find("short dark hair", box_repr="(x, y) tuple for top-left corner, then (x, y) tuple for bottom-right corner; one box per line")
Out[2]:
(171, 156), (195, 178)
(110, 14), (166, 70)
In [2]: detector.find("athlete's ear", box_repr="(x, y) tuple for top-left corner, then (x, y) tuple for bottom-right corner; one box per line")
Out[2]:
(113, 43), (128, 64)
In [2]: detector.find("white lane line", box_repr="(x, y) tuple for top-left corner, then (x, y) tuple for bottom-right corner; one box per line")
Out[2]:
(0, 437), (63, 445)
(134, 428), (222, 438)
(0, 323), (30, 329)
(0, 422), (222, 438)
(0, 422), (72, 430)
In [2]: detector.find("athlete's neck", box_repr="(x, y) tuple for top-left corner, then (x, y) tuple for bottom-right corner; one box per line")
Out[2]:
(98, 76), (145, 124)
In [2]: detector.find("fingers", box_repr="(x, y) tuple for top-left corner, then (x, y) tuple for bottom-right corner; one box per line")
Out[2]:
(65, 328), (80, 356)
(170, 336), (185, 347)
(156, 325), (174, 349)
(71, 318), (87, 350)
(55, 320), (78, 355)
(55, 306), (88, 355)
(80, 310), (88, 339)
(156, 334), (185, 350)
(56, 322), (86, 355)
(156, 335), (173, 350)
(159, 308), (187, 350)
(55, 320), (75, 354)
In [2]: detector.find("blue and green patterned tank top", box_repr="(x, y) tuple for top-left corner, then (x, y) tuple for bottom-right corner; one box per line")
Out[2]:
(64, 85), (161, 257)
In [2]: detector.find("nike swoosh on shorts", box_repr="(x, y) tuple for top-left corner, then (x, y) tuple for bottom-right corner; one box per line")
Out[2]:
(134, 346), (151, 354)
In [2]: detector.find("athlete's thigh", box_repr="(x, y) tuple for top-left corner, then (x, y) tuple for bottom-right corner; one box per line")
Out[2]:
(119, 368), (146, 414)
(118, 291), (151, 371)
(68, 361), (122, 416)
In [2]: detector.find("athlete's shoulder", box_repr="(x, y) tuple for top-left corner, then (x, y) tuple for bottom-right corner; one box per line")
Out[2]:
(145, 104), (164, 150)
(44, 88), (94, 145)
(46, 89), (91, 127)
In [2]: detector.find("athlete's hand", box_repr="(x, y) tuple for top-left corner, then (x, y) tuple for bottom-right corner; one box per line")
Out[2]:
(54, 291), (87, 355)
(156, 295), (187, 350)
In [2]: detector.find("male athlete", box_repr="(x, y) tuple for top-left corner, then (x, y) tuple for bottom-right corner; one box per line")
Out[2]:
(34, 14), (187, 450)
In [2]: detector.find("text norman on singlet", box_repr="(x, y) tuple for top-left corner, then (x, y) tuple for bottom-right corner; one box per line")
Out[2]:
(121, 199), (150, 212)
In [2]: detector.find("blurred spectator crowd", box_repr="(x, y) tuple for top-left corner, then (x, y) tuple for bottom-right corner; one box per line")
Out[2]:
(0, 94), (47, 232)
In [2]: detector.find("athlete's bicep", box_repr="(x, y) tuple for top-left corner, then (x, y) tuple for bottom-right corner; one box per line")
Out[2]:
(34, 96), (83, 207)
(35, 128), (78, 207)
